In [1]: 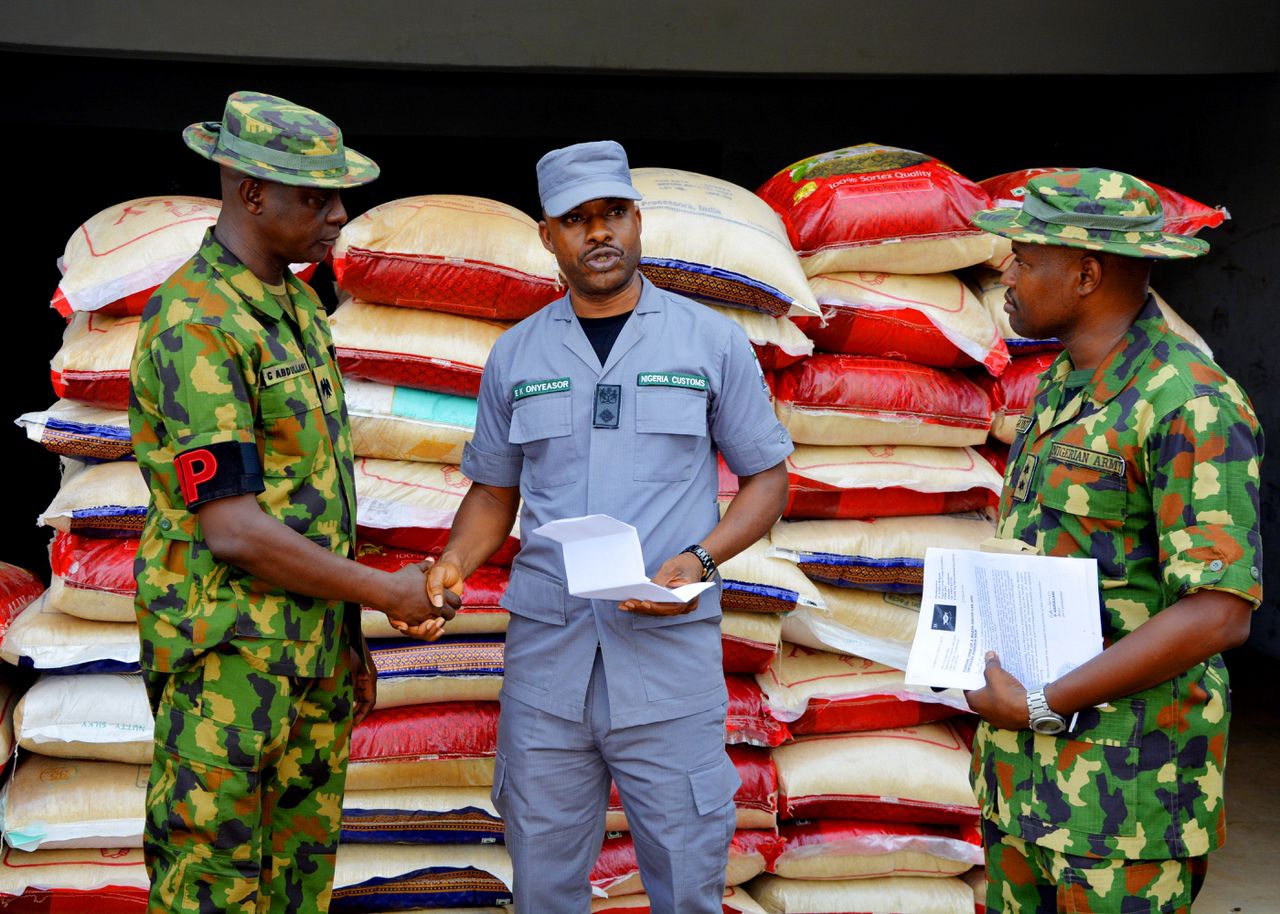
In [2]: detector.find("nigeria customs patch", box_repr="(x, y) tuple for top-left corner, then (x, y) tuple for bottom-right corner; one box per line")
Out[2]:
(636, 371), (708, 391)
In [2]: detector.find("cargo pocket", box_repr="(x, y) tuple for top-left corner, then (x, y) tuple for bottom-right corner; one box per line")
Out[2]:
(1037, 475), (1129, 587)
(149, 701), (264, 855)
(688, 754), (741, 817)
(634, 389), (708, 482)
(509, 394), (578, 489)
(490, 750), (508, 812)
(1028, 699), (1144, 839)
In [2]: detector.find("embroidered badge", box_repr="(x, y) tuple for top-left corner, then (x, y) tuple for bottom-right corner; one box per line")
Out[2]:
(513, 377), (571, 400)
(636, 372), (708, 391)
(1015, 415), (1034, 436)
(593, 384), (621, 429)
(1048, 443), (1126, 477)
(314, 366), (340, 414)
(261, 359), (309, 386)
(1012, 455), (1037, 503)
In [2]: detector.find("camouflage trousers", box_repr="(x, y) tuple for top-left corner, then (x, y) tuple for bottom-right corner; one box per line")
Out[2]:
(142, 639), (355, 914)
(982, 820), (1205, 914)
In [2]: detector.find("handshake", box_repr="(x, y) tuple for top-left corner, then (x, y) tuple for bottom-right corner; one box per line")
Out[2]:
(375, 557), (464, 641)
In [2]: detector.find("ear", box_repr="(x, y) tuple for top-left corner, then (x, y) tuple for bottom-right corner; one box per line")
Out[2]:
(237, 177), (266, 215)
(633, 204), (642, 238)
(537, 216), (554, 254)
(1077, 253), (1103, 296)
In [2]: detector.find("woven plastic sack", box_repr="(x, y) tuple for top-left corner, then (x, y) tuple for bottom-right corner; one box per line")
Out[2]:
(775, 356), (992, 447)
(341, 785), (502, 845)
(769, 513), (995, 592)
(347, 701), (499, 791)
(331, 298), (505, 398)
(3, 755), (146, 851)
(359, 546), (510, 637)
(749, 874), (977, 914)
(606, 745), (778, 832)
(49, 313), (139, 409)
(14, 673), (152, 764)
(726, 675), (791, 748)
(980, 168), (1228, 271)
(354, 459), (521, 563)
(718, 536), (825, 614)
(732, 445), (1001, 521)
(52, 196), (315, 317)
(0, 847), (148, 914)
(630, 168), (820, 319)
(0, 678), (17, 767)
(757, 645), (965, 735)
(0, 562), (45, 641)
(757, 144), (995, 276)
(368, 636), (504, 709)
(592, 886), (767, 913)
(721, 611), (783, 674)
(972, 351), (1058, 445)
(332, 195), (562, 319)
(0, 594), (140, 674)
(782, 586), (922, 671)
(331, 843), (513, 912)
(39, 461), (147, 538)
(47, 533), (137, 623)
(708, 304), (813, 371)
(593, 830), (781, 897)
(347, 379), (476, 464)
(799, 271), (1008, 375)
(16, 401), (132, 463)
(774, 721), (980, 824)
(773, 819), (983, 880)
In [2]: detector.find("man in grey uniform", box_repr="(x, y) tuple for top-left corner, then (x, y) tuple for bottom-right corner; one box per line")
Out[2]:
(427, 140), (792, 913)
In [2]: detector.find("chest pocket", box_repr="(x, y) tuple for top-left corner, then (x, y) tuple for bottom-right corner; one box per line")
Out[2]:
(633, 388), (709, 482)
(258, 377), (323, 477)
(509, 393), (578, 489)
(1036, 468), (1129, 587)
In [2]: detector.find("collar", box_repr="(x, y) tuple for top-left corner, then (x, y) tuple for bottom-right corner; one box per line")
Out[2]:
(1079, 294), (1167, 406)
(196, 228), (310, 322)
(548, 273), (665, 322)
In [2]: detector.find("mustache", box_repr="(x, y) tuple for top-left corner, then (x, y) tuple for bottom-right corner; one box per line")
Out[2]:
(583, 244), (623, 259)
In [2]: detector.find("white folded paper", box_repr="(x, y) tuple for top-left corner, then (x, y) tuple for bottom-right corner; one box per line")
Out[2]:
(533, 514), (716, 603)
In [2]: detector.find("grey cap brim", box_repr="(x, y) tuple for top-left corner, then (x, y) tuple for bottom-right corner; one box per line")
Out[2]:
(542, 179), (642, 218)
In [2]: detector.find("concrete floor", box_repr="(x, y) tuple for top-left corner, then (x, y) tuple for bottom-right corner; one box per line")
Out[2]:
(1192, 648), (1280, 912)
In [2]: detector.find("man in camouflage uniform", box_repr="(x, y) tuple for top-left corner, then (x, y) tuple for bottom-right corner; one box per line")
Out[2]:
(129, 91), (451, 914)
(964, 169), (1263, 914)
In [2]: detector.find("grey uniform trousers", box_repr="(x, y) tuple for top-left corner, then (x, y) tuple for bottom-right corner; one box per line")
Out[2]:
(492, 649), (740, 914)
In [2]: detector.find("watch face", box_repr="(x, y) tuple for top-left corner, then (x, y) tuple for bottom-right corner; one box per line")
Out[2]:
(1031, 715), (1066, 735)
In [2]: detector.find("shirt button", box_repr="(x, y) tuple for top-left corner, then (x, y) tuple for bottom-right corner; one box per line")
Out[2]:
(1251, 566), (1260, 580)
(1209, 559), (1224, 572)
(159, 518), (172, 531)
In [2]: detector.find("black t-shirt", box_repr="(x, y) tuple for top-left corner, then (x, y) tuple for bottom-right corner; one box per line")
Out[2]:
(577, 310), (634, 365)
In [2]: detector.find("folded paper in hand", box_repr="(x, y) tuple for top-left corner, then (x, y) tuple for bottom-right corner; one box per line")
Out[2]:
(533, 514), (717, 603)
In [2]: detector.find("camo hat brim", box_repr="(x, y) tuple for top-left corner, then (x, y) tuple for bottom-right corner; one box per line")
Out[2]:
(184, 90), (379, 189)
(971, 168), (1208, 260)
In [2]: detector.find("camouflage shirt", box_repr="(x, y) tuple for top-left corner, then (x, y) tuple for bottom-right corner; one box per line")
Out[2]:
(129, 229), (358, 678)
(972, 295), (1263, 860)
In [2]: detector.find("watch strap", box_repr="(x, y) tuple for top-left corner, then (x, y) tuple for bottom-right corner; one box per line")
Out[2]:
(681, 544), (717, 582)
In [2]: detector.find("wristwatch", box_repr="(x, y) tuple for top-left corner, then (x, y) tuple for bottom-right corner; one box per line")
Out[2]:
(1026, 688), (1067, 735)
(680, 544), (717, 582)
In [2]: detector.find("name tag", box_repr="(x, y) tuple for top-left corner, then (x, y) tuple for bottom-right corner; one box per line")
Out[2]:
(1048, 443), (1126, 477)
(261, 359), (309, 386)
(637, 371), (708, 391)
(513, 377), (571, 400)
(1015, 415), (1034, 436)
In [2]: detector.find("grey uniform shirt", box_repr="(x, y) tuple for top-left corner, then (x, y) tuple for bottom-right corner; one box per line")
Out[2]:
(461, 277), (793, 728)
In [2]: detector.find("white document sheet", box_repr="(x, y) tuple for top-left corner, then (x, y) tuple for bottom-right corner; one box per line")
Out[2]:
(532, 514), (717, 603)
(905, 547), (1104, 692)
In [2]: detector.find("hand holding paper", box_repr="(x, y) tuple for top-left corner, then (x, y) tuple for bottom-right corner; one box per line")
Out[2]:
(533, 514), (717, 603)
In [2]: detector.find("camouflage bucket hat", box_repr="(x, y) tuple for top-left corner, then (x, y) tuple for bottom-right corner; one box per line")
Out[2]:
(971, 168), (1208, 260)
(183, 90), (379, 188)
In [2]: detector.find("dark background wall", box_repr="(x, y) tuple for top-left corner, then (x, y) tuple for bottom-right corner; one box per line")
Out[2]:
(1, 48), (1276, 656)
